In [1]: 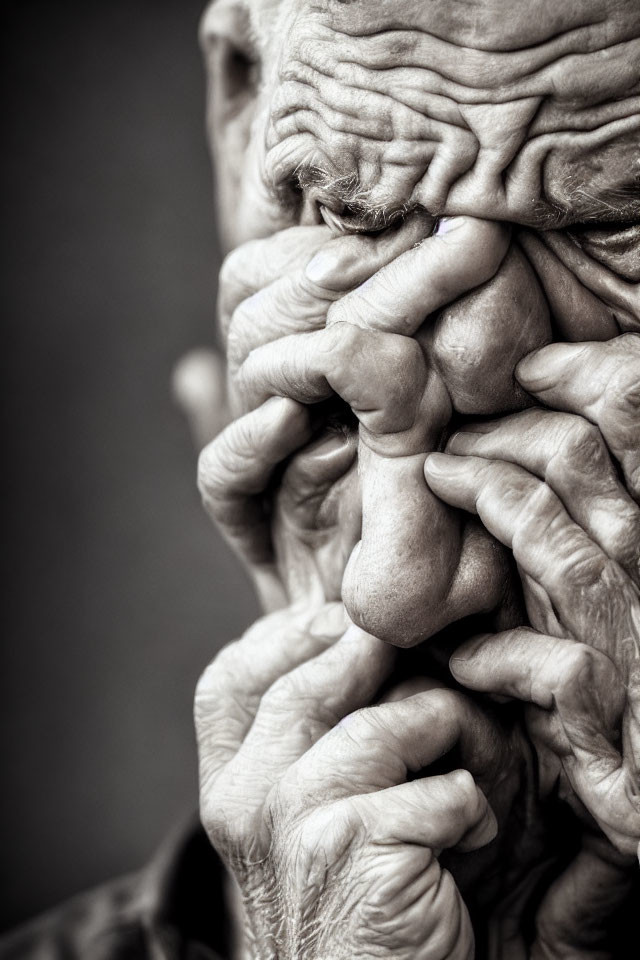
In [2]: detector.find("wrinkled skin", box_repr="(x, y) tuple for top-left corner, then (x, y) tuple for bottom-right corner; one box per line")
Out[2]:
(200, 0), (640, 640)
(183, 1), (640, 957)
(202, 0), (640, 245)
(196, 605), (529, 960)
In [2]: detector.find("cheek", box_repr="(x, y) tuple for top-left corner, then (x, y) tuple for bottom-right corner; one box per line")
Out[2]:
(430, 245), (552, 415)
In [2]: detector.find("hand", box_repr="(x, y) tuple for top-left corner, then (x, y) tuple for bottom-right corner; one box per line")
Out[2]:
(193, 217), (433, 607)
(195, 603), (533, 960)
(213, 219), (555, 642)
(424, 334), (640, 854)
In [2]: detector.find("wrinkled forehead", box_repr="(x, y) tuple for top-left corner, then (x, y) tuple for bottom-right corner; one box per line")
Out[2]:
(205, 0), (640, 227)
(243, 0), (640, 58)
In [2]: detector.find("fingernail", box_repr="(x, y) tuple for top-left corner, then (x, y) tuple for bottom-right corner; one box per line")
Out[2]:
(434, 217), (462, 237)
(449, 634), (491, 672)
(307, 432), (349, 462)
(305, 249), (341, 285)
(446, 431), (479, 455)
(446, 423), (499, 454)
(516, 344), (567, 389)
(424, 452), (459, 478)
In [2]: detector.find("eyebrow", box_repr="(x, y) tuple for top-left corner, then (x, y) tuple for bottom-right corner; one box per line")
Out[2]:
(541, 172), (640, 228)
(275, 159), (640, 232)
(290, 166), (417, 230)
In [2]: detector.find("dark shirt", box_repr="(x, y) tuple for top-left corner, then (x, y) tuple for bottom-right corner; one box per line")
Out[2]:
(0, 819), (230, 960)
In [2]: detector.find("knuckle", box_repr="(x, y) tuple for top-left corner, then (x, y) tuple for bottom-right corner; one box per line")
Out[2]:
(294, 804), (351, 865)
(557, 417), (606, 469)
(338, 705), (385, 749)
(510, 479), (560, 541)
(323, 321), (368, 385)
(326, 295), (361, 328)
(328, 318), (365, 358)
(600, 507), (640, 576)
(556, 537), (606, 589)
(612, 332), (640, 359)
(603, 371), (640, 423)
(552, 642), (600, 694)
(550, 643), (623, 724)
(385, 335), (425, 388)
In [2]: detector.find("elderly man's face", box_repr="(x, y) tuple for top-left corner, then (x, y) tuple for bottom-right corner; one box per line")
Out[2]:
(201, 0), (639, 645)
(203, 0), (639, 251)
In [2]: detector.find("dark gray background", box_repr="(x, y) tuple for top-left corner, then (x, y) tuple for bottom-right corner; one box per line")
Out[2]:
(2, 0), (258, 930)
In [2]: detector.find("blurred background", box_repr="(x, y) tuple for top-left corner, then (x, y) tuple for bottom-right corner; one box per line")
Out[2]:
(2, 0), (258, 931)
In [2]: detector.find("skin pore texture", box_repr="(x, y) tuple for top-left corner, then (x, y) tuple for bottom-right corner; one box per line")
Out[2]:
(183, 0), (640, 957)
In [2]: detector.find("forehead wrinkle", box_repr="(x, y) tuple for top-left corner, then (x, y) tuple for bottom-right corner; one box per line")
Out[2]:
(321, 0), (640, 54)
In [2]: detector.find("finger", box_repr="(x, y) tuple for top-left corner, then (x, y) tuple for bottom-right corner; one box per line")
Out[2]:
(172, 348), (228, 449)
(352, 769), (497, 852)
(237, 316), (493, 646)
(305, 211), (432, 292)
(274, 429), (360, 601)
(236, 322), (428, 444)
(218, 226), (330, 339)
(277, 428), (358, 533)
(446, 409), (640, 584)
(325, 217), (510, 335)
(450, 629), (640, 852)
(224, 215), (430, 374)
(198, 396), (312, 569)
(424, 452), (640, 683)
(195, 602), (348, 780)
(451, 630), (625, 747)
(516, 336), (640, 500)
(378, 676), (442, 703)
(281, 687), (506, 804)
(229, 624), (395, 786)
(520, 570), (565, 639)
